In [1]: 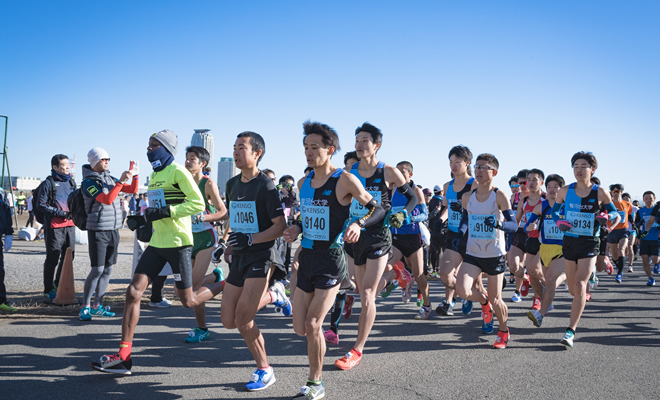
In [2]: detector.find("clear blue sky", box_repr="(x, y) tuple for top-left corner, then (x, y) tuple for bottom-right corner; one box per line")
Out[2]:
(1, 1), (658, 200)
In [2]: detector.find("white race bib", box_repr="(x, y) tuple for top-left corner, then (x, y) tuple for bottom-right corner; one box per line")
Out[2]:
(566, 211), (594, 236)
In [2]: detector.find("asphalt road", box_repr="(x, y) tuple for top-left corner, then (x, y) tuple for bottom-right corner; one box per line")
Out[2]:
(1, 218), (659, 399)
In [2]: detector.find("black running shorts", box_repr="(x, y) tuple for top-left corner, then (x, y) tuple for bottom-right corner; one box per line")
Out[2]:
(135, 245), (193, 290)
(392, 233), (423, 258)
(344, 242), (354, 259)
(525, 236), (540, 256)
(510, 229), (527, 253)
(443, 230), (467, 255)
(639, 239), (660, 257)
(606, 228), (629, 244)
(226, 248), (273, 287)
(463, 254), (507, 276)
(562, 236), (599, 262)
(297, 247), (347, 293)
(353, 226), (392, 266)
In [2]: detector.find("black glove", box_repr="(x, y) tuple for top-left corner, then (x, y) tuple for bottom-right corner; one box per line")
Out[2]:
(211, 239), (227, 263)
(484, 216), (502, 230)
(227, 232), (253, 247)
(449, 201), (463, 213)
(144, 206), (171, 222)
(126, 215), (147, 231)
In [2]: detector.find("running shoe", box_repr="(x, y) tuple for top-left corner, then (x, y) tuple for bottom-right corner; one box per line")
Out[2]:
(416, 293), (423, 307)
(294, 381), (325, 399)
(585, 292), (591, 302)
(335, 349), (362, 370)
(593, 274), (599, 289)
(528, 310), (543, 327)
(148, 299), (172, 308)
(0, 302), (17, 312)
(323, 330), (339, 345)
(509, 275), (515, 284)
(561, 330), (574, 348)
(79, 306), (92, 321)
(588, 273), (596, 289)
(436, 300), (454, 316)
(647, 277), (655, 286)
(44, 288), (57, 299)
(493, 329), (510, 349)
(415, 305), (431, 320)
(510, 292), (522, 302)
(401, 282), (412, 304)
(615, 274), (622, 284)
(185, 327), (210, 343)
(427, 271), (439, 281)
(90, 353), (132, 375)
(653, 264), (660, 274)
(462, 299), (473, 315)
(481, 320), (494, 334)
(271, 281), (291, 316)
(520, 274), (531, 297)
(342, 295), (355, 319)
(245, 367), (276, 391)
(381, 280), (398, 298)
(213, 266), (225, 283)
(91, 305), (115, 317)
(605, 258), (614, 275)
(531, 296), (541, 311)
(628, 266), (634, 273)
(545, 303), (554, 315)
(481, 299), (493, 324)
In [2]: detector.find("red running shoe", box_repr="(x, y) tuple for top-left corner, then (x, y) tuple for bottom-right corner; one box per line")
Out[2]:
(532, 296), (541, 310)
(586, 292), (592, 302)
(481, 297), (493, 324)
(493, 329), (510, 349)
(521, 274), (531, 297)
(343, 295), (355, 319)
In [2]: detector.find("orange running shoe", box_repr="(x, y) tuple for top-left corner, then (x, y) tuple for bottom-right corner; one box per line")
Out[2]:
(532, 296), (541, 310)
(393, 261), (411, 289)
(481, 297), (493, 324)
(493, 329), (510, 349)
(585, 292), (591, 302)
(335, 349), (362, 370)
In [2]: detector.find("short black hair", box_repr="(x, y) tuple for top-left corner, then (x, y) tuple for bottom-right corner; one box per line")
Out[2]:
(304, 166), (313, 174)
(590, 176), (601, 185)
(51, 154), (68, 168)
(279, 174), (295, 184)
(262, 168), (275, 178)
(571, 151), (598, 169)
(643, 191), (655, 198)
(237, 131), (266, 164)
(622, 192), (631, 200)
(185, 146), (210, 168)
(355, 122), (383, 145)
(545, 174), (565, 188)
(303, 120), (341, 156)
(343, 151), (358, 166)
(517, 169), (530, 180)
(396, 161), (413, 174)
(476, 153), (499, 169)
(509, 176), (518, 185)
(609, 183), (624, 192)
(527, 168), (545, 182)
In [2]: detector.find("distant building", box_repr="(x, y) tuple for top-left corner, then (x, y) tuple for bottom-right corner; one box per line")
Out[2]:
(2, 176), (41, 191)
(191, 129), (214, 169)
(217, 157), (238, 194)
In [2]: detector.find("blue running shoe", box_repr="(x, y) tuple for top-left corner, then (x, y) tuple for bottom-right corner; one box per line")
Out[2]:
(653, 264), (660, 274)
(481, 320), (494, 334)
(462, 299), (473, 315)
(91, 306), (115, 317)
(185, 327), (210, 343)
(79, 306), (92, 321)
(213, 266), (225, 283)
(510, 292), (522, 302)
(647, 277), (655, 286)
(271, 282), (291, 317)
(44, 288), (57, 299)
(545, 303), (554, 315)
(245, 367), (276, 391)
(615, 274), (622, 284)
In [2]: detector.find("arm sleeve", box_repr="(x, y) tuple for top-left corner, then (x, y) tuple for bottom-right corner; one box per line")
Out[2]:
(361, 198), (386, 228)
(459, 209), (469, 235)
(121, 177), (139, 194)
(604, 202), (618, 221)
(427, 197), (441, 220)
(411, 203), (428, 223)
(168, 168), (205, 218)
(551, 201), (563, 225)
(500, 209), (518, 233)
(523, 212), (539, 232)
(37, 179), (66, 218)
(86, 180), (123, 205)
(397, 183), (418, 215)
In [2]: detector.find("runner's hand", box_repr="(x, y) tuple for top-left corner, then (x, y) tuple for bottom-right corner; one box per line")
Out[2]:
(227, 232), (252, 247)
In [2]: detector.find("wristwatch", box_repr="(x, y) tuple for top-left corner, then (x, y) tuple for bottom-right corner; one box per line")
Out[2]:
(200, 215), (205, 222)
(357, 218), (366, 228)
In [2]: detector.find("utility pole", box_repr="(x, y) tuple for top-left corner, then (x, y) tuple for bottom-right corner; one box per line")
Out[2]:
(0, 116), (19, 228)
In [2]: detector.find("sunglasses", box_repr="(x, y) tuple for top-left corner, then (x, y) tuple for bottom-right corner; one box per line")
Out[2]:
(611, 190), (620, 194)
(510, 184), (520, 188)
(519, 181), (527, 185)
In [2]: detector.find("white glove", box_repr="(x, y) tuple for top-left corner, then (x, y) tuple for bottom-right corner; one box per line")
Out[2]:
(4, 235), (12, 252)
(130, 160), (139, 176)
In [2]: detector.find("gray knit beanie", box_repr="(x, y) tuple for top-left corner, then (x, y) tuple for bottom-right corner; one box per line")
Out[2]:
(151, 129), (178, 156)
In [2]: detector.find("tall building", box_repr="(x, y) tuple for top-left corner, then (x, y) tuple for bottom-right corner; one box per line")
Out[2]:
(191, 129), (214, 168)
(217, 157), (238, 195)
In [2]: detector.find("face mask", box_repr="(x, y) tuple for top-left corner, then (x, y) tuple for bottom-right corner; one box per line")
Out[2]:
(147, 146), (174, 172)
